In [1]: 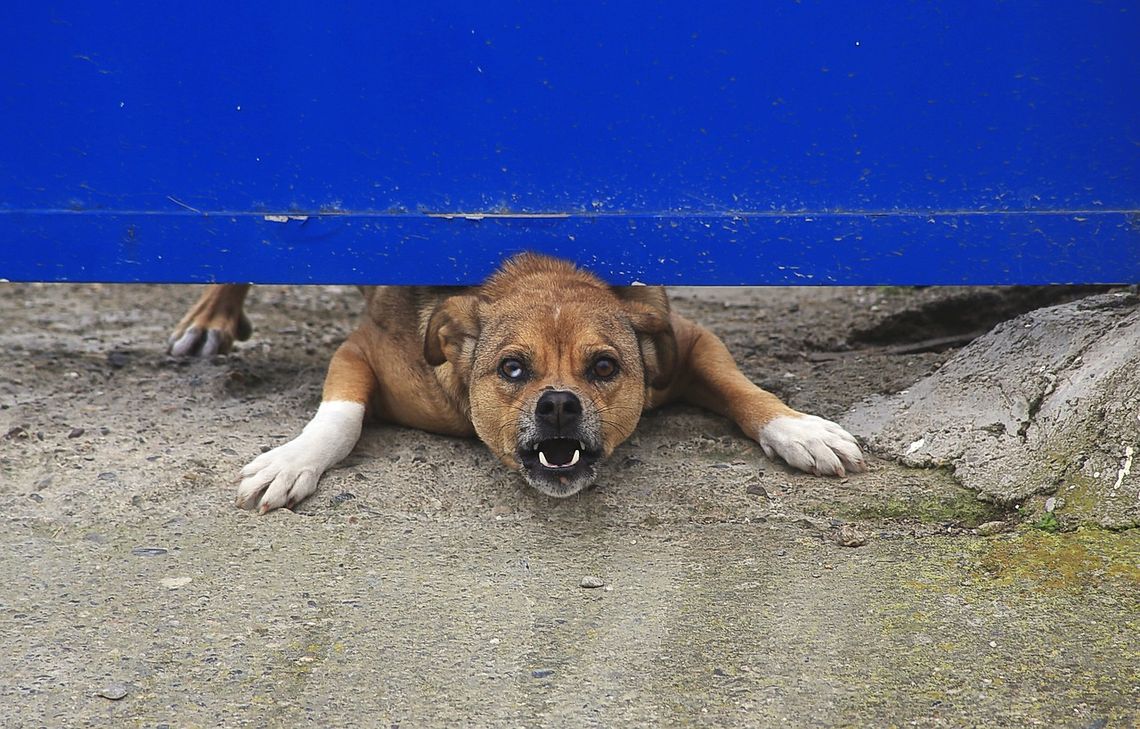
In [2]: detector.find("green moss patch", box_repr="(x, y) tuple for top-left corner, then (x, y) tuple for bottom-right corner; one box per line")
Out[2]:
(821, 490), (1006, 527)
(973, 529), (1140, 591)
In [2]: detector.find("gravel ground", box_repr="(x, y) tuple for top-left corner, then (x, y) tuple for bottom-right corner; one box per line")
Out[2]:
(1, 281), (1135, 727)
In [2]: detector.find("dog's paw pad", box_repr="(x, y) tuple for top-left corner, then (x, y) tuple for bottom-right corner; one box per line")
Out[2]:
(757, 414), (865, 477)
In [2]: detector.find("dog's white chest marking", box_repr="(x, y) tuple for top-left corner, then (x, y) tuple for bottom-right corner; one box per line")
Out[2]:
(235, 401), (365, 512)
(757, 414), (865, 477)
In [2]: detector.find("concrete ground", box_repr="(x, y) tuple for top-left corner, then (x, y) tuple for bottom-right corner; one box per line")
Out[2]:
(1, 282), (1136, 727)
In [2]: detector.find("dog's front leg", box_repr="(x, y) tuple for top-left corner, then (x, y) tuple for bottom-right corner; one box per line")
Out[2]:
(668, 316), (865, 477)
(235, 339), (374, 513)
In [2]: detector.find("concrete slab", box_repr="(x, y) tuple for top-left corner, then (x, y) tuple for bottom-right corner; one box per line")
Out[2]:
(1, 282), (1135, 727)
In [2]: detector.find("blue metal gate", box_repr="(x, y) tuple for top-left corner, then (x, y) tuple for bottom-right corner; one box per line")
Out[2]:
(2, 2), (1137, 284)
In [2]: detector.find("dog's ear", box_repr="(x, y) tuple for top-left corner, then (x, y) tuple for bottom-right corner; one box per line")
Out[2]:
(615, 286), (677, 390)
(424, 295), (481, 369)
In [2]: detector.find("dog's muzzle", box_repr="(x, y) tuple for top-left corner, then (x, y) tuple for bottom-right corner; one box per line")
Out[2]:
(516, 389), (602, 497)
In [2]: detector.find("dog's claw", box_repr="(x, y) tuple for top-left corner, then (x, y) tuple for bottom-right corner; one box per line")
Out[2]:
(168, 326), (204, 357)
(168, 316), (251, 358)
(168, 284), (252, 357)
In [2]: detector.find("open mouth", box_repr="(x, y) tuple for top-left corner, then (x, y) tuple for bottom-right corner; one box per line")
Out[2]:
(532, 438), (584, 469)
(516, 437), (602, 496)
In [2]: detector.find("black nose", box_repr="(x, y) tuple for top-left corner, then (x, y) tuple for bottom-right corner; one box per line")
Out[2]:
(535, 390), (582, 432)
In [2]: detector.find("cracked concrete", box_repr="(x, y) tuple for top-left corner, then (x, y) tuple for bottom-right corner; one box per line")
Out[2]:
(846, 291), (1140, 528)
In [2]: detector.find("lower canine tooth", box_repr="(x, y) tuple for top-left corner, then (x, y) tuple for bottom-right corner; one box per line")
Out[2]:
(539, 451), (551, 468)
(569, 449), (580, 466)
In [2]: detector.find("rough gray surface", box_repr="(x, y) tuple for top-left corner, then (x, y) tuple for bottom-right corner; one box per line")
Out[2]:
(846, 292), (1140, 529)
(1, 282), (1136, 727)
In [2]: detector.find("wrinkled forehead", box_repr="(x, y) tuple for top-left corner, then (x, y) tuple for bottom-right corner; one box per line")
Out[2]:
(478, 301), (637, 358)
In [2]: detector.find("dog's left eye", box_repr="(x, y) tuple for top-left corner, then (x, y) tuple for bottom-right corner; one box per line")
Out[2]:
(499, 358), (528, 381)
(590, 357), (619, 380)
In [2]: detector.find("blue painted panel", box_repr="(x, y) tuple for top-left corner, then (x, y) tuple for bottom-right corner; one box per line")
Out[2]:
(1, 1), (1138, 284)
(5, 211), (1135, 286)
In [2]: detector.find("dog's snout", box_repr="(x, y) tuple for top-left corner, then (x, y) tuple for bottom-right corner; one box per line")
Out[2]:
(536, 390), (582, 431)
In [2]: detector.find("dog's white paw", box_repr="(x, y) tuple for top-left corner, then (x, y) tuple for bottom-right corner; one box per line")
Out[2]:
(235, 401), (365, 513)
(757, 414), (865, 477)
(236, 441), (326, 513)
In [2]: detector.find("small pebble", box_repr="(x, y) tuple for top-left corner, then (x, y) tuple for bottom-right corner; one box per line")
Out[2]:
(160, 576), (192, 590)
(97, 683), (129, 701)
(331, 492), (356, 504)
(28, 493), (44, 503)
(130, 547), (168, 557)
(579, 576), (605, 589)
(531, 669), (554, 679)
(836, 524), (867, 547)
(68, 427), (85, 439)
(1044, 497), (1057, 513)
(106, 351), (129, 369)
(976, 521), (1005, 536)
(746, 483), (769, 498)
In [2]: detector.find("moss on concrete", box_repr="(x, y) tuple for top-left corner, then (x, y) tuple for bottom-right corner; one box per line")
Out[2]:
(820, 489), (1006, 526)
(971, 528), (1140, 591)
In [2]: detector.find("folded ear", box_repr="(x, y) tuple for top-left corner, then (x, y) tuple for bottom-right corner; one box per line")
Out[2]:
(615, 286), (677, 390)
(423, 295), (481, 370)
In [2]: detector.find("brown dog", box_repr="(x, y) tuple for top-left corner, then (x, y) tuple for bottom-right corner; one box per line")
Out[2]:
(174, 254), (865, 512)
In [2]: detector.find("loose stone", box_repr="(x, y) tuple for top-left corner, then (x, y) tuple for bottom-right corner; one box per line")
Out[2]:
(976, 521), (1006, 536)
(746, 483), (769, 498)
(130, 547), (168, 557)
(836, 524), (868, 547)
(97, 683), (128, 700)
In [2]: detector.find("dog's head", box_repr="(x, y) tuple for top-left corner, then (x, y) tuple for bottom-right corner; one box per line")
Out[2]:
(424, 256), (676, 497)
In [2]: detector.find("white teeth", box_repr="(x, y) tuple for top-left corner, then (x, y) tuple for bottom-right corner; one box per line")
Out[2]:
(537, 449), (581, 469)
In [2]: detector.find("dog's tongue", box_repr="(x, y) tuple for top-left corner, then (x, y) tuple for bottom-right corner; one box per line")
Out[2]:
(538, 438), (580, 468)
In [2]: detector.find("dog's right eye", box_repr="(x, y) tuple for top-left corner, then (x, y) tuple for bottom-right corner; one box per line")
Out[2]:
(499, 358), (528, 381)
